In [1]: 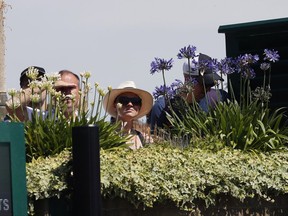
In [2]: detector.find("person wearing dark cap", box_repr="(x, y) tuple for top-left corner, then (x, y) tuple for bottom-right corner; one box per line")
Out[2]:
(5, 66), (46, 121)
(182, 53), (227, 110)
(19, 66), (46, 89)
(150, 53), (227, 132)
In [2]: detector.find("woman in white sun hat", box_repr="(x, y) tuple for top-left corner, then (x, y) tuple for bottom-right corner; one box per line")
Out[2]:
(103, 81), (153, 149)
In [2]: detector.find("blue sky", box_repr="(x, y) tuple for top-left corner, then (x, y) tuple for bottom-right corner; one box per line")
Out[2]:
(4, 0), (288, 96)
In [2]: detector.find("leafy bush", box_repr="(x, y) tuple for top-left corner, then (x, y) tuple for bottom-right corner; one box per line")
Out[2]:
(101, 145), (288, 210)
(26, 149), (71, 200)
(170, 100), (288, 151)
(26, 145), (288, 212)
(25, 111), (129, 160)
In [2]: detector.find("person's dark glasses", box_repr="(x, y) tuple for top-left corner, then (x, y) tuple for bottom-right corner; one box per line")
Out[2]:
(117, 96), (142, 106)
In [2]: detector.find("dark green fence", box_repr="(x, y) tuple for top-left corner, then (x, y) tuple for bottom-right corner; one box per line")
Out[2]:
(219, 17), (288, 109)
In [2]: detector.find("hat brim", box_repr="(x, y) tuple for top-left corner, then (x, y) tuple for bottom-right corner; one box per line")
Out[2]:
(103, 88), (153, 119)
(203, 73), (224, 86)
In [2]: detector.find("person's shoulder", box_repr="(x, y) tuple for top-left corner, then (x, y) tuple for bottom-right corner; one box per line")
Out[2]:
(26, 106), (50, 120)
(154, 96), (165, 105)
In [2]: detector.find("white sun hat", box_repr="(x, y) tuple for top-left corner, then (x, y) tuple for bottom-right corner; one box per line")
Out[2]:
(103, 81), (153, 119)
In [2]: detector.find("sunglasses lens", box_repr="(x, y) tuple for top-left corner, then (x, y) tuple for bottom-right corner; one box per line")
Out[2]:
(118, 96), (141, 106)
(131, 98), (142, 106)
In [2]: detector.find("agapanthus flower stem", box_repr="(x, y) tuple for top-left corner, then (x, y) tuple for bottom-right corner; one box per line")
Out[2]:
(161, 70), (168, 105)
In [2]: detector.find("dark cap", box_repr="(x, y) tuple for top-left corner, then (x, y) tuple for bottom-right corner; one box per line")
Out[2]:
(20, 66), (46, 87)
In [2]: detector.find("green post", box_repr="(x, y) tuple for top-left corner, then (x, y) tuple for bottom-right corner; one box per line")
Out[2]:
(0, 122), (27, 216)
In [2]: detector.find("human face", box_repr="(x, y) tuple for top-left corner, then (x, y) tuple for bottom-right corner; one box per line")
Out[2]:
(193, 83), (207, 102)
(114, 92), (142, 122)
(55, 73), (80, 114)
(186, 83), (211, 103)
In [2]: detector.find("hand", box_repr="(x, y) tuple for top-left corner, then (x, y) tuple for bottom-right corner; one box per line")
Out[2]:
(54, 80), (77, 89)
(21, 87), (47, 107)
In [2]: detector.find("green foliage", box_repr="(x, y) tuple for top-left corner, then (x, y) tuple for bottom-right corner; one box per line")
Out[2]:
(25, 112), (129, 161)
(170, 99), (288, 151)
(100, 145), (288, 210)
(165, 49), (288, 152)
(211, 101), (288, 151)
(26, 149), (71, 200)
(26, 149), (72, 215)
(25, 114), (70, 160)
(26, 145), (288, 211)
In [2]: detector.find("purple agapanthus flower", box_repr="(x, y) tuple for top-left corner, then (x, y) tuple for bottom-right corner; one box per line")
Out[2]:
(263, 49), (280, 62)
(241, 68), (256, 79)
(169, 79), (182, 90)
(177, 45), (197, 59)
(153, 79), (186, 100)
(198, 58), (217, 75)
(218, 57), (236, 75)
(260, 62), (271, 71)
(209, 58), (219, 71)
(238, 54), (259, 66)
(150, 58), (173, 74)
(233, 54), (259, 79)
(152, 85), (166, 100)
(153, 85), (174, 100)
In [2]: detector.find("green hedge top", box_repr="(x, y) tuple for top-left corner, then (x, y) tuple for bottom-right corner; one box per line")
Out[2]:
(27, 145), (288, 210)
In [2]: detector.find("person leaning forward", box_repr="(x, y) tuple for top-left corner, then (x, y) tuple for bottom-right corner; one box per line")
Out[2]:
(152, 53), (227, 131)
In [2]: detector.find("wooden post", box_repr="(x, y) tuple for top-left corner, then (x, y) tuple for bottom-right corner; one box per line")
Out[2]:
(0, 0), (7, 121)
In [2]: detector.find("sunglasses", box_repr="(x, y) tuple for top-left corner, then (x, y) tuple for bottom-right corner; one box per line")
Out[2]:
(117, 96), (142, 106)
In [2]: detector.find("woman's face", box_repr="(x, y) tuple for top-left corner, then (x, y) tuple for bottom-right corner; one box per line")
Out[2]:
(114, 92), (142, 122)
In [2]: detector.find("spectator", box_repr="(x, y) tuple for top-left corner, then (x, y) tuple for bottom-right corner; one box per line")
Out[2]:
(150, 53), (227, 132)
(103, 81), (153, 149)
(54, 70), (80, 119)
(5, 66), (46, 121)
(182, 53), (227, 110)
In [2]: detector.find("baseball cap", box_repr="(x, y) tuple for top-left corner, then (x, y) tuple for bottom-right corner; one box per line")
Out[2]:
(20, 66), (46, 85)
